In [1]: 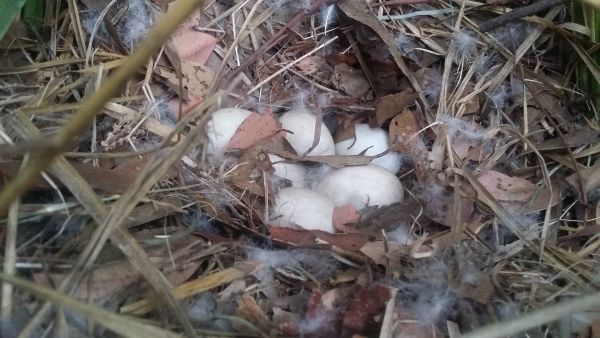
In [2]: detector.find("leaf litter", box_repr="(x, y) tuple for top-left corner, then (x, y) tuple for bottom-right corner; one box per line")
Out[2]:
(1, 0), (600, 337)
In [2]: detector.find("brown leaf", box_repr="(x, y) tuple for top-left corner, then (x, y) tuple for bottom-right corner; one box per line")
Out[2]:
(477, 171), (562, 214)
(477, 171), (535, 203)
(359, 241), (406, 265)
(333, 204), (361, 228)
(294, 55), (327, 75)
(269, 226), (371, 251)
(33, 241), (200, 305)
(567, 163), (600, 198)
(226, 111), (282, 151)
(388, 110), (429, 181)
(161, 60), (214, 117)
(331, 63), (373, 99)
(389, 110), (426, 156)
(459, 83), (480, 115)
(537, 127), (600, 151)
(165, 4), (218, 65)
(334, 114), (364, 143)
(236, 295), (272, 333)
(337, 0), (420, 97)
(230, 146), (270, 196)
(0, 158), (176, 195)
(372, 90), (416, 127)
(342, 285), (391, 336)
(354, 199), (425, 235)
(420, 180), (474, 227)
(34, 261), (141, 304)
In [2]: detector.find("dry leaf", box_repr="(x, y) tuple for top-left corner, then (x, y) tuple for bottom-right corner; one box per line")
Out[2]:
(236, 295), (272, 333)
(477, 170), (562, 214)
(458, 83), (480, 115)
(372, 90), (416, 127)
(333, 204), (361, 228)
(342, 285), (391, 336)
(353, 199), (427, 236)
(477, 171), (535, 203)
(337, 0), (420, 96)
(230, 146), (270, 196)
(34, 261), (141, 304)
(295, 55), (326, 75)
(225, 111), (282, 151)
(389, 110), (430, 181)
(331, 63), (373, 99)
(567, 163), (600, 198)
(269, 226), (371, 251)
(334, 114), (363, 143)
(538, 127), (600, 151)
(160, 60), (214, 102)
(359, 241), (405, 265)
(165, 3), (218, 65)
(389, 110), (426, 158)
(420, 180), (474, 227)
(448, 121), (488, 160)
(0, 158), (176, 194)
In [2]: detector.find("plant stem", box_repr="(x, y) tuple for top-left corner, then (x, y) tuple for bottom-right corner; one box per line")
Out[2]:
(0, 0), (204, 215)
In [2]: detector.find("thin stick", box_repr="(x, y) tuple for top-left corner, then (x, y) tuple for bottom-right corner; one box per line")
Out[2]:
(246, 37), (338, 94)
(459, 291), (600, 338)
(221, 0), (339, 87)
(478, 0), (567, 32)
(0, 273), (183, 338)
(0, 199), (19, 317)
(0, 0), (204, 215)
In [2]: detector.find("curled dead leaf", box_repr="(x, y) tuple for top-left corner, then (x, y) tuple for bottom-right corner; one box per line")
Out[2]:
(372, 90), (416, 127)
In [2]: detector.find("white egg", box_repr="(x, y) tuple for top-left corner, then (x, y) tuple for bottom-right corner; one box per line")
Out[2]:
(335, 123), (402, 173)
(268, 154), (306, 188)
(273, 187), (335, 233)
(279, 109), (335, 156)
(315, 165), (404, 209)
(205, 107), (252, 162)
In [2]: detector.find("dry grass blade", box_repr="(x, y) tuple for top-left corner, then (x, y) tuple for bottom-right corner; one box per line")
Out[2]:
(459, 291), (600, 338)
(0, 273), (183, 338)
(0, 199), (19, 317)
(459, 168), (587, 287)
(121, 267), (246, 315)
(2, 0), (599, 335)
(0, 0), (205, 215)
(8, 111), (197, 338)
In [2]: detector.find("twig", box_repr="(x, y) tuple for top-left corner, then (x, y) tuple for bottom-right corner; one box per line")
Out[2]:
(0, 199), (19, 318)
(459, 291), (600, 338)
(0, 0), (204, 215)
(246, 36), (338, 95)
(0, 273), (183, 338)
(10, 109), (198, 338)
(219, 0), (340, 88)
(478, 0), (567, 33)
(344, 30), (377, 96)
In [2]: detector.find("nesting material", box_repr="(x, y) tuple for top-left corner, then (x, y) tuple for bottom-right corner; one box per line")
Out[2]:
(273, 187), (335, 233)
(205, 108), (252, 162)
(268, 154), (307, 187)
(279, 109), (335, 156)
(335, 123), (402, 173)
(315, 165), (404, 209)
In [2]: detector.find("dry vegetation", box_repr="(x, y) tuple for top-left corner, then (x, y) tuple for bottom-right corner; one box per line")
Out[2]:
(1, 0), (600, 337)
